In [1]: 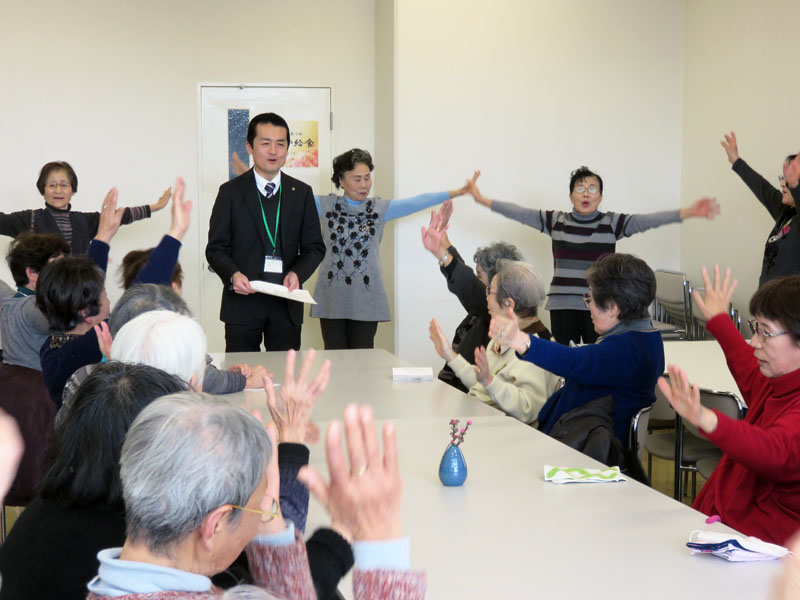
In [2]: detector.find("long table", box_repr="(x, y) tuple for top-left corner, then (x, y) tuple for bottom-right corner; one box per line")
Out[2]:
(217, 349), (780, 599)
(210, 349), (500, 421)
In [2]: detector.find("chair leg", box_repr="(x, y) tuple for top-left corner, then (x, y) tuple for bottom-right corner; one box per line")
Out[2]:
(691, 471), (697, 501)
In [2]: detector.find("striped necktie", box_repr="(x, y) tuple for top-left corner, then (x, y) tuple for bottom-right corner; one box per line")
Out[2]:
(265, 182), (275, 197)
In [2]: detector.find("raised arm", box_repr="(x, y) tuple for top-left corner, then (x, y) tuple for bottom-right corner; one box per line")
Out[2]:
(133, 177), (191, 287)
(723, 131), (786, 220)
(0, 210), (32, 239)
(384, 171), (479, 221)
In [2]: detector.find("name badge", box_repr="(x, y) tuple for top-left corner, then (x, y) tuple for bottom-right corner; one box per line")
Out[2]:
(264, 255), (283, 274)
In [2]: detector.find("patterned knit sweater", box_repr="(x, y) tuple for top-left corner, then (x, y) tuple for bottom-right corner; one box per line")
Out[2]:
(490, 201), (681, 311)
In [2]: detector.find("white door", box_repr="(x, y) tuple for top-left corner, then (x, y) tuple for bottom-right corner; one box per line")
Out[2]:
(198, 85), (332, 352)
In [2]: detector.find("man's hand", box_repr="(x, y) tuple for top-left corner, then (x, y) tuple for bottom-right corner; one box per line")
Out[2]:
(95, 188), (124, 243)
(232, 272), (255, 295)
(283, 271), (300, 292)
(264, 349), (331, 444)
(166, 177), (192, 241)
(721, 131), (739, 165)
(297, 404), (404, 543)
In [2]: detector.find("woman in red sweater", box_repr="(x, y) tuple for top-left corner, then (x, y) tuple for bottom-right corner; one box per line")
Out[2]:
(660, 266), (800, 545)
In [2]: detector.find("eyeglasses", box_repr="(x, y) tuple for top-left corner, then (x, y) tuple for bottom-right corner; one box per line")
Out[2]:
(46, 182), (72, 191)
(230, 496), (279, 522)
(485, 286), (497, 297)
(582, 293), (594, 307)
(575, 185), (599, 195)
(748, 319), (788, 339)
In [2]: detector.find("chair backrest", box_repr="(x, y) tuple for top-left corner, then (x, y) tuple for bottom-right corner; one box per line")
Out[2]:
(654, 270), (692, 337)
(650, 380), (676, 421)
(0, 362), (56, 506)
(629, 404), (653, 463)
(682, 388), (746, 439)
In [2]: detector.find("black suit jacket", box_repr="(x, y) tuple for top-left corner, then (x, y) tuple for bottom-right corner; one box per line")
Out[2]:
(206, 169), (325, 326)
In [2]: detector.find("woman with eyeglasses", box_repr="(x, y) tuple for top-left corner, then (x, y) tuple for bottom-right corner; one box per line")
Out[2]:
(428, 259), (556, 425)
(721, 132), (800, 285)
(658, 267), (800, 546)
(0, 161), (170, 256)
(470, 165), (719, 345)
(489, 253), (664, 446)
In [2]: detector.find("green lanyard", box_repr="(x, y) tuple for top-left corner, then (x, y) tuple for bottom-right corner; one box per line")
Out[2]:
(257, 184), (281, 254)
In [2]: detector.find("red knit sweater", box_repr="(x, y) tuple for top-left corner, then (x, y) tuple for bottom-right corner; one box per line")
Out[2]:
(693, 314), (800, 545)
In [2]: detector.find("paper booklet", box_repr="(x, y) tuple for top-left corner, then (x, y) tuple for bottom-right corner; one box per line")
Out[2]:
(250, 280), (317, 304)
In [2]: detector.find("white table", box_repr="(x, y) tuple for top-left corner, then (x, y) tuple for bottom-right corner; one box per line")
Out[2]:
(217, 349), (779, 599)
(211, 349), (500, 421)
(303, 416), (780, 600)
(663, 340), (743, 401)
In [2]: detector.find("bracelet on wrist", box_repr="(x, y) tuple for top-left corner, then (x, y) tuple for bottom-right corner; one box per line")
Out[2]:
(439, 252), (450, 267)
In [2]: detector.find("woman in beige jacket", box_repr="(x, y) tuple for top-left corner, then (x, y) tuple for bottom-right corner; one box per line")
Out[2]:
(429, 260), (557, 424)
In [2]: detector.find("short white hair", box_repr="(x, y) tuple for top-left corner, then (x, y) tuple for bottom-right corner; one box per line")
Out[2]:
(111, 310), (206, 388)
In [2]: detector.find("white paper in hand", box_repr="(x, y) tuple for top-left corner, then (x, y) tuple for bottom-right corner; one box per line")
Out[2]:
(250, 280), (316, 304)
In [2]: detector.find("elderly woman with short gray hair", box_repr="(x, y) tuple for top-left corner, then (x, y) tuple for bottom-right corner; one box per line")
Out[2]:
(429, 260), (556, 424)
(88, 397), (426, 599)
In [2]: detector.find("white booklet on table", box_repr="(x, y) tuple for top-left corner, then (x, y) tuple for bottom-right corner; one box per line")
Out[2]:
(392, 367), (433, 381)
(250, 280), (317, 304)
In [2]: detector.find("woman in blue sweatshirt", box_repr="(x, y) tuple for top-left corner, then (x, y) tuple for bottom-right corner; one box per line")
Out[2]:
(490, 253), (663, 444)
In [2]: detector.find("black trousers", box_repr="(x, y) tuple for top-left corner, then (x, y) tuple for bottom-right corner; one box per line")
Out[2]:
(549, 309), (599, 346)
(319, 319), (378, 350)
(225, 302), (301, 352)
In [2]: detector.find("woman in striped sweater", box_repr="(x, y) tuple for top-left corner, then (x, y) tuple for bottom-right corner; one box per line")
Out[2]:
(471, 166), (719, 345)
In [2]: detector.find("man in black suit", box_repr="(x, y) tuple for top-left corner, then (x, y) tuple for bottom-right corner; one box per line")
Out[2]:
(206, 112), (325, 351)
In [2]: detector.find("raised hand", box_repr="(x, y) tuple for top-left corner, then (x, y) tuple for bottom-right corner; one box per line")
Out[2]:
(166, 176), (192, 241)
(474, 345), (493, 386)
(95, 188), (124, 243)
(93, 321), (113, 361)
(230, 151), (249, 176)
(429, 318), (456, 362)
(256, 421), (286, 535)
(264, 349), (330, 444)
(692, 265), (738, 321)
(297, 404), (404, 543)
(0, 409), (24, 504)
(450, 170), (481, 198)
(468, 173), (492, 207)
(420, 209), (448, 257)
(151, 187), (172, 212)
(682, 196), (721, 220)
(438, 198), (454, 229)
(784, 153), (800, 189)
(657, 365), (718, 434)
(488, 305), (528, 354)
(721, 132), (739, 165)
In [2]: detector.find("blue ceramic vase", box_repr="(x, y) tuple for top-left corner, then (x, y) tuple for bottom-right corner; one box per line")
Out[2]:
(438, 444), (468, 486)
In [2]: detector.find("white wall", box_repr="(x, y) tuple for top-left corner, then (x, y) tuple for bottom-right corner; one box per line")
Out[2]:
(680, 0), (800, 322)
(392, 0), (686, 366)
(0, 0), (375, 352)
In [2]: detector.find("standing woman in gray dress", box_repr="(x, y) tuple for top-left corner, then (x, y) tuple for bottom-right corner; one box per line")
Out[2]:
(312, 148), (477, 349)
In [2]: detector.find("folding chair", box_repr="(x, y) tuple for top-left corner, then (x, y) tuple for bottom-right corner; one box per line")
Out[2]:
(652, 270), (693, 340)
